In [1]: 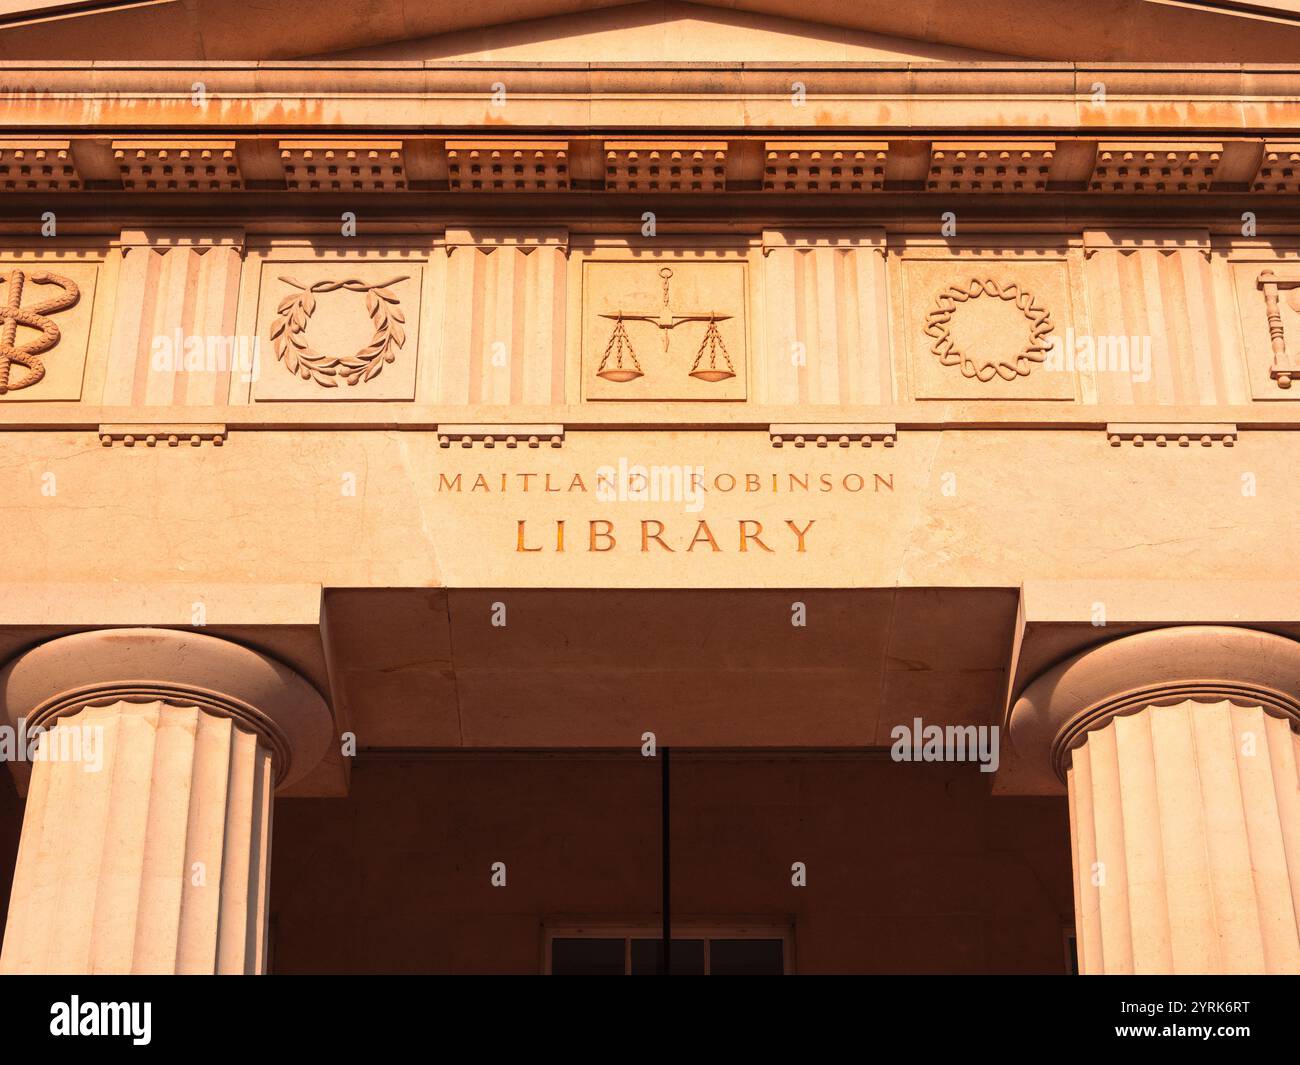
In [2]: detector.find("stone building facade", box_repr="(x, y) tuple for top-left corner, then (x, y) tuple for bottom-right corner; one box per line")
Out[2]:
(1, 0), (1299, 974)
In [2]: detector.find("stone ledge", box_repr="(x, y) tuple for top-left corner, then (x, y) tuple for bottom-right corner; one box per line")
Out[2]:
(0, 405), (1289, 431)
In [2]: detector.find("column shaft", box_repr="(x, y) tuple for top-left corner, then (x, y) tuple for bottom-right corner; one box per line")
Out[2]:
(1068, 699), (1300, 974)
(0, 700), (274, 975)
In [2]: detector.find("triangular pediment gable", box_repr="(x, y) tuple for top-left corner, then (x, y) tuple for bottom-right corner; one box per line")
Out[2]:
(315, 1), (1015, 63)
(2, 0), (1299, 61)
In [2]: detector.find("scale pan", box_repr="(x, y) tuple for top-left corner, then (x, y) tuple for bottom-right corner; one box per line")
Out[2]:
(598, 369), (644, 382)
(689, 369), (735, 383)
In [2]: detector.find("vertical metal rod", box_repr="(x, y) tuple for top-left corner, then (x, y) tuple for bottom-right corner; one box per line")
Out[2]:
(662, 745), (671, 975)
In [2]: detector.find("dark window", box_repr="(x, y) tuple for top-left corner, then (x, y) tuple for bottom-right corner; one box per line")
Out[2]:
(549, 932), (786, 974)
(709, 938), (785, 975)
(630, 938), (705, 975)
(551, 937), (624, 976)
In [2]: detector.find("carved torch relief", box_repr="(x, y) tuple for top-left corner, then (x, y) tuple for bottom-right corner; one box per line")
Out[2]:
(1257, 270), (1300, 390)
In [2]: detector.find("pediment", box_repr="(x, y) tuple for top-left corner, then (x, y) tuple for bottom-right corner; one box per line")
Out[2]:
(1, 0), (1299, 62)
(315, 1), (1014, 63)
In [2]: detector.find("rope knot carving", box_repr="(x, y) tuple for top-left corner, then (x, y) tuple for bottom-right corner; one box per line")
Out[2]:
(924, 278), (1055, 382)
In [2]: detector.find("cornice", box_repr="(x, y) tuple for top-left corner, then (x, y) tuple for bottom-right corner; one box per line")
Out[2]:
(0, 65), (1296, 195)
(3, 60), (1299, 93)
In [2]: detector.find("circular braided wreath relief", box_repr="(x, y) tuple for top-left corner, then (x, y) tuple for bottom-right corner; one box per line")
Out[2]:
(923, 278), (1055, 382)
(271, 276), (409, 387)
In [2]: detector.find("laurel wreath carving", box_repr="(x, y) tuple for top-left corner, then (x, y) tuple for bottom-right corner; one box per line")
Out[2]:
(270, 276), (409, 387)
(924, 278), (1055, 382)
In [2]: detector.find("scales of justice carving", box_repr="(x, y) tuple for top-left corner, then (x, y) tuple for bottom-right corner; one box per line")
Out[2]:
(924, 278), (1054, 382)
(596, 267), (735, 383)
(271, 275), (408, 387)
(0, 268), (81, 394)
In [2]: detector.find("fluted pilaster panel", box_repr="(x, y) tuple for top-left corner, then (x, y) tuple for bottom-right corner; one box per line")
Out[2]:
(760, 238), (892, 404)
(438, 243), (567, 404)
(1081, 241), (1249, 405)
(0, 700), (273, 974)
(1069, 699), (1300, 974)
(102, 241), (245, 406)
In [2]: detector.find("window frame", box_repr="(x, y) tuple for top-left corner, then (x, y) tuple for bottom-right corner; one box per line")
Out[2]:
(542, 917), (795, 975)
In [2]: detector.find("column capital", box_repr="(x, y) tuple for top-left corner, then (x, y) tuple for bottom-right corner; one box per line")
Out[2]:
(1010, 625), (1300, 791)
(0, 627), (332, 792)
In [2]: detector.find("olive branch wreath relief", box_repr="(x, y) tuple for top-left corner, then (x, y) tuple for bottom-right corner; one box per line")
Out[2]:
(270, 276), (409, 387)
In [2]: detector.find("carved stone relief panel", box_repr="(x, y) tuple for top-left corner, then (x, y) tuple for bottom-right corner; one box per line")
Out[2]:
(243, 242), (433, 402)
(1226, 243), (1300, 401)
(575, 243), (752, 402)
(0, 251), (101, 402)
(894, 241), (1080, 401)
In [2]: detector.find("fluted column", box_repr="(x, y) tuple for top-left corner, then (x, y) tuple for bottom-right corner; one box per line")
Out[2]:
(1011, 626), (1300, 975)
(2, 702), (273, 974)
(1069, 699), (1300, 974)
(0, 629), (332, 975)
